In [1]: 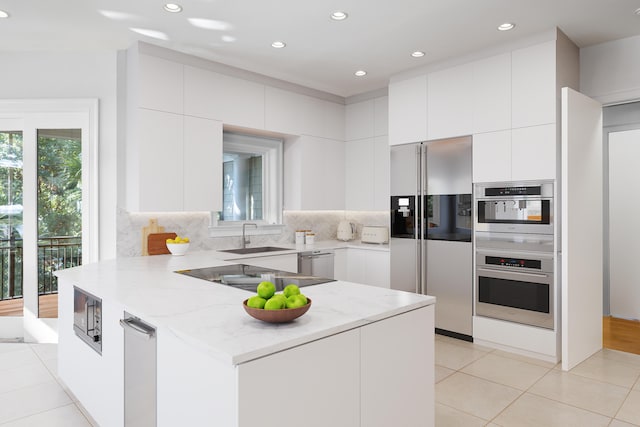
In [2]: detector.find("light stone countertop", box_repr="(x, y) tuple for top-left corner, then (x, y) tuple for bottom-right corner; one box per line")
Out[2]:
(56, 247), (432, 366)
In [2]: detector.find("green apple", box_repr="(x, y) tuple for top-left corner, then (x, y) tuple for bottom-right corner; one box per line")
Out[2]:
(247, 295), (267, 309)
(270, 294), (287, 305)
(256, 281), (276, 299)
(296, 293), (308, 305)
(283, 284), (301, 298)
(285, 294), (307, 309)
(264, 296), (286, 310)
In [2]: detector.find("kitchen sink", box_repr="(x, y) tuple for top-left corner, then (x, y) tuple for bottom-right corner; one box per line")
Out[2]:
(218, 246), (291, 255)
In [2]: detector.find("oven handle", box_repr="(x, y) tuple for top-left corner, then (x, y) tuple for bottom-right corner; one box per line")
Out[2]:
(477, 267), (550, 280)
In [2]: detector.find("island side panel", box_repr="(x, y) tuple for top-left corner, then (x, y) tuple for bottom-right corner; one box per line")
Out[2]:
(58, 279), (125, 426)
(157, 328), (237, 427)
(236, 328), (360, 427)
(361, 305), (435, 427)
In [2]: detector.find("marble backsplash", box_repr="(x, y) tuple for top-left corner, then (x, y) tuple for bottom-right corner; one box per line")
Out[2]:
(117, 208), (389, 257)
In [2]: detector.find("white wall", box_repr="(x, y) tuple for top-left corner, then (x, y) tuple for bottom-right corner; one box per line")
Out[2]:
(581, 35), (640, 105)
(0, 51), (118, 260)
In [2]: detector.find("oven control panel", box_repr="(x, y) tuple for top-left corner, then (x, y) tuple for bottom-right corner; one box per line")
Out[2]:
(485, 256), (541, 269)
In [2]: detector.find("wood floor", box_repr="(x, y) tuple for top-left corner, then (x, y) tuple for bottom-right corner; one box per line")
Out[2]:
(603, 316), (640, 355)
(0, 294), (58, 318)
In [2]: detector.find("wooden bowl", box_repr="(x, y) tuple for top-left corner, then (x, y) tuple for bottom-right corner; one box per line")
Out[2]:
(243, 298), (312, 323)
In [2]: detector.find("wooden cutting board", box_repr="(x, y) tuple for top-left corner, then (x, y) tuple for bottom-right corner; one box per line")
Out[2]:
(147, 232), (177, 255)
(141, 218), (164, 256)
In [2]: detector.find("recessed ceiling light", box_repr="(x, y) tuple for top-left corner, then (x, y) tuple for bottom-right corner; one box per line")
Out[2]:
(0, 10), (9, 18)
(222, 35), (236, 43)
(411, 51), (425, 58)
(271, 41), (286, 48)
(331, 11), (348, 21)
(164, 3), (182, 13)
(354, 70), (367, 77)
(497, 22), (515, 31)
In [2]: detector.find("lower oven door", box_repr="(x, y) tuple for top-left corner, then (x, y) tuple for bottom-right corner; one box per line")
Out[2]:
(476, 266), (554, 329)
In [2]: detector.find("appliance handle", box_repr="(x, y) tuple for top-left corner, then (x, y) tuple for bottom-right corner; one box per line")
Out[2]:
(415, 145), (421, 294)
(120, 318), (155, 339)
(477, 267), (550, 280)
(420, 144), (427, 295)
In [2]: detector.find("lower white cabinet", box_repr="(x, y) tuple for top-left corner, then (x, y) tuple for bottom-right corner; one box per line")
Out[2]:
(238, 329), (361, 427)
(361, 306), (434, 427)
(334, 248), (348, 281)
(340, 248), (390, 288)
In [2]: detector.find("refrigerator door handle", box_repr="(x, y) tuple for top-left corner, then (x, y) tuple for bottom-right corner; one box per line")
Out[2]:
(420, 144), (428, 295)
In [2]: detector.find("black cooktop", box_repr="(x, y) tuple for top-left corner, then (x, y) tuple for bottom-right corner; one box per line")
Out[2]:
(175, 264), (335, 292)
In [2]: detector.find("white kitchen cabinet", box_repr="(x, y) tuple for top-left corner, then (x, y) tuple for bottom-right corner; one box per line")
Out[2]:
(361, 306), (434, 427)
(373, 135), (390, 211)
(427, 63), (473, 140)
(183, 65), (265, 129)
(511, 124), (556, 181)
(265, 86), (344, 141)
(346, 248), (390, 288)
(473, 124), (556, 183)
(346, 99), (375, 141)
(333, 248), (348, 281)
(512, 41), (556, 128)
(134, 108), (184, 211)
(472, 130), (511, 183)
(374, 96), (389, 137)
(389, 75), (428, 145)
(472, 52), (511, 133)
(241, 253), (298, 272)
(345, 138), (374, 211)
(238, 329), (360, 427)
(137, 53), (184, 114)
(183, 116), (223, 212)
(284, 135), (345, 210)
(127, 108), (222, 211)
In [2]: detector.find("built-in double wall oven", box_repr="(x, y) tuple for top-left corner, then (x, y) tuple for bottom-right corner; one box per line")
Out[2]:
(474, 182), (555, 330)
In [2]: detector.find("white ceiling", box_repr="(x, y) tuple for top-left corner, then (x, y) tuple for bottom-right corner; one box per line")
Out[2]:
(2, 0), (640, 98)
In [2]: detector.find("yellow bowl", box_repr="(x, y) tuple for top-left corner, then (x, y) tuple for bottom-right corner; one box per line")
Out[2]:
(243, 298), (312, 323)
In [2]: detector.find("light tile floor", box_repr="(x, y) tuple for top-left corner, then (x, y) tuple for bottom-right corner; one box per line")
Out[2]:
(435, 335), (640, 426)
(0, 343), (95, 426)
(1, 338), (640, 426)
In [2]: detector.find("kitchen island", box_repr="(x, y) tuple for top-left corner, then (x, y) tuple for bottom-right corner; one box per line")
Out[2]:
(56, 250), (435, 427)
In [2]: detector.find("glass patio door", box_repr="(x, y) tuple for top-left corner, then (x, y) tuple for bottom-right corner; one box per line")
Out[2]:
(0, 101), (97, 342)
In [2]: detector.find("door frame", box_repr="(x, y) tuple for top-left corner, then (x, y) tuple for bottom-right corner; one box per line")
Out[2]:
(0, 99), (99, 342)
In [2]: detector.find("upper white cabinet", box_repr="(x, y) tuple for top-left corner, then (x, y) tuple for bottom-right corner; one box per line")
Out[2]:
(473, 124), (556, 183)
(344, 96), (389, 211)
(265, 87), (344, 141)
(427, 63), (474, 140)
(284, 135), (345, 210)
(184, 66), (265, 129)
(512, 41), (556, 128)
(183, 116), (223, 212)
(128, 109), (222, 211)
(346, 99), (374, 141)
(389, 75), (428, 145)
(137, 54), (184, 114)
(374, 96), (389, 136)
(472, 53), (511, 133)
(472, 130), (511, 183)
(511, 124), (556, 181)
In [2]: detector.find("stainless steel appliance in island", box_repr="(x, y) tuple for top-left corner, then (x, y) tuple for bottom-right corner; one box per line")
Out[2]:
(390, 136), (473, 340)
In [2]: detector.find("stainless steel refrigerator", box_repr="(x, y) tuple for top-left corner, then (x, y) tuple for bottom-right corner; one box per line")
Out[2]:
(390, 136), (473, 339)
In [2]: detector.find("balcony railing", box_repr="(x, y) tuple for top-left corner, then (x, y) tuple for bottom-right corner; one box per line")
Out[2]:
(0, 236), (82, 301)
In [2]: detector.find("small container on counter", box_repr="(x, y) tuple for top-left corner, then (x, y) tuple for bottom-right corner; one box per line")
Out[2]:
(295, 230), (306, 245)
(305, 232), (315, 245)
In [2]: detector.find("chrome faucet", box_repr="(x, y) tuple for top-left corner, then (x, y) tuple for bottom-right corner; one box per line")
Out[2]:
(242, 223), (258, 248)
